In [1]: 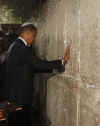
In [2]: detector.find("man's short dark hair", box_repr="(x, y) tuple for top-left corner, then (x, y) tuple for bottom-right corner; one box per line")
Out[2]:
(20, 23), (37, 34)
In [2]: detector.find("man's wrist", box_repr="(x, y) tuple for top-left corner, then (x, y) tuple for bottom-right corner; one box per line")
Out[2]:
(62, 59), (64, 65)
(58, 56), (64, 65)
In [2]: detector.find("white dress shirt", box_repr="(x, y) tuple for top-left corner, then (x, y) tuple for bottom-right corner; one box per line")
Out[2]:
(18, 37), (27, 46)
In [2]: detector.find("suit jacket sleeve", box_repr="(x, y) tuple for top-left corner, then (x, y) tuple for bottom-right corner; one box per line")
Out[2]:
(32, 56), (64, 73)
(10, 43), (64, 73)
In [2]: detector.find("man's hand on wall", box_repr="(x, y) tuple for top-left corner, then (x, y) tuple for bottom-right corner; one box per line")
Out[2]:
(63, 45), (71, 65)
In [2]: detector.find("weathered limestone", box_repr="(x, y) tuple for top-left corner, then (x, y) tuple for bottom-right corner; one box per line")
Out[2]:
(35, 0), (100, 126)
(0, 2), (21, 24)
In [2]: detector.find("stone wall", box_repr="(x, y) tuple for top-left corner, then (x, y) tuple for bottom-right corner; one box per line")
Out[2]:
(32, 0), (80, 126)
(80, 0), (100, 126)
(0, 1), (21, 24)
(32, 0), (100, 126)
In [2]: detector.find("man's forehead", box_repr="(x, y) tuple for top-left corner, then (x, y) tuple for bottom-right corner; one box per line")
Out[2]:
(25, 30), (37, 34)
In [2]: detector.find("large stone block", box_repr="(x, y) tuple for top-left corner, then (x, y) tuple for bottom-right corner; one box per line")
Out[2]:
(35, 0), (100, 126)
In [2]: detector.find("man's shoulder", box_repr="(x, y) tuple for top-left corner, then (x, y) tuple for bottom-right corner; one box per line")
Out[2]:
(8, 39), (25, 55)
(11, 39), (26, 51)
(14, 38), (25, 47)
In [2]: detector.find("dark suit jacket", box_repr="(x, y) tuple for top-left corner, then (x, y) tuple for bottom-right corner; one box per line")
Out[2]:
(3, 39), (64, 105)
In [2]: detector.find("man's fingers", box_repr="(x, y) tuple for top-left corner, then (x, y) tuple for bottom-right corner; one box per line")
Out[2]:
(64, 47), (70, 58)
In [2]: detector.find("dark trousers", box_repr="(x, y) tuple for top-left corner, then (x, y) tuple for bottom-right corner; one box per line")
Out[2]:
(8, 104), (33, 126)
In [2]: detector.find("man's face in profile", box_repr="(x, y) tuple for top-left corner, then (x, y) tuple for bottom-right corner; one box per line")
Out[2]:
(27, 31), (37, 45)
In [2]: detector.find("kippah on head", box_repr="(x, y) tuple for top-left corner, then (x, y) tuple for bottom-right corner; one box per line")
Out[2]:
(21, 23), (34, 27)
(20, 23), (37, 34)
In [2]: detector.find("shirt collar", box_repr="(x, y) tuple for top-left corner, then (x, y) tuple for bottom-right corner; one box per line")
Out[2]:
(18, 36), (27, 46)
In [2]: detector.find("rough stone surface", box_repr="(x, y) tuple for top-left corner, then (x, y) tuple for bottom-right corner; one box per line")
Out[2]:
(80, 0), (100, 126)
(34, 0), (100, 126)
(34, 1), (79, 126)
(0, 2), (21, 24)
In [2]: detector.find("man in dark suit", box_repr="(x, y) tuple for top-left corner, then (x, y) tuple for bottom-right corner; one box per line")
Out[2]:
(4, 23), (70, 126)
